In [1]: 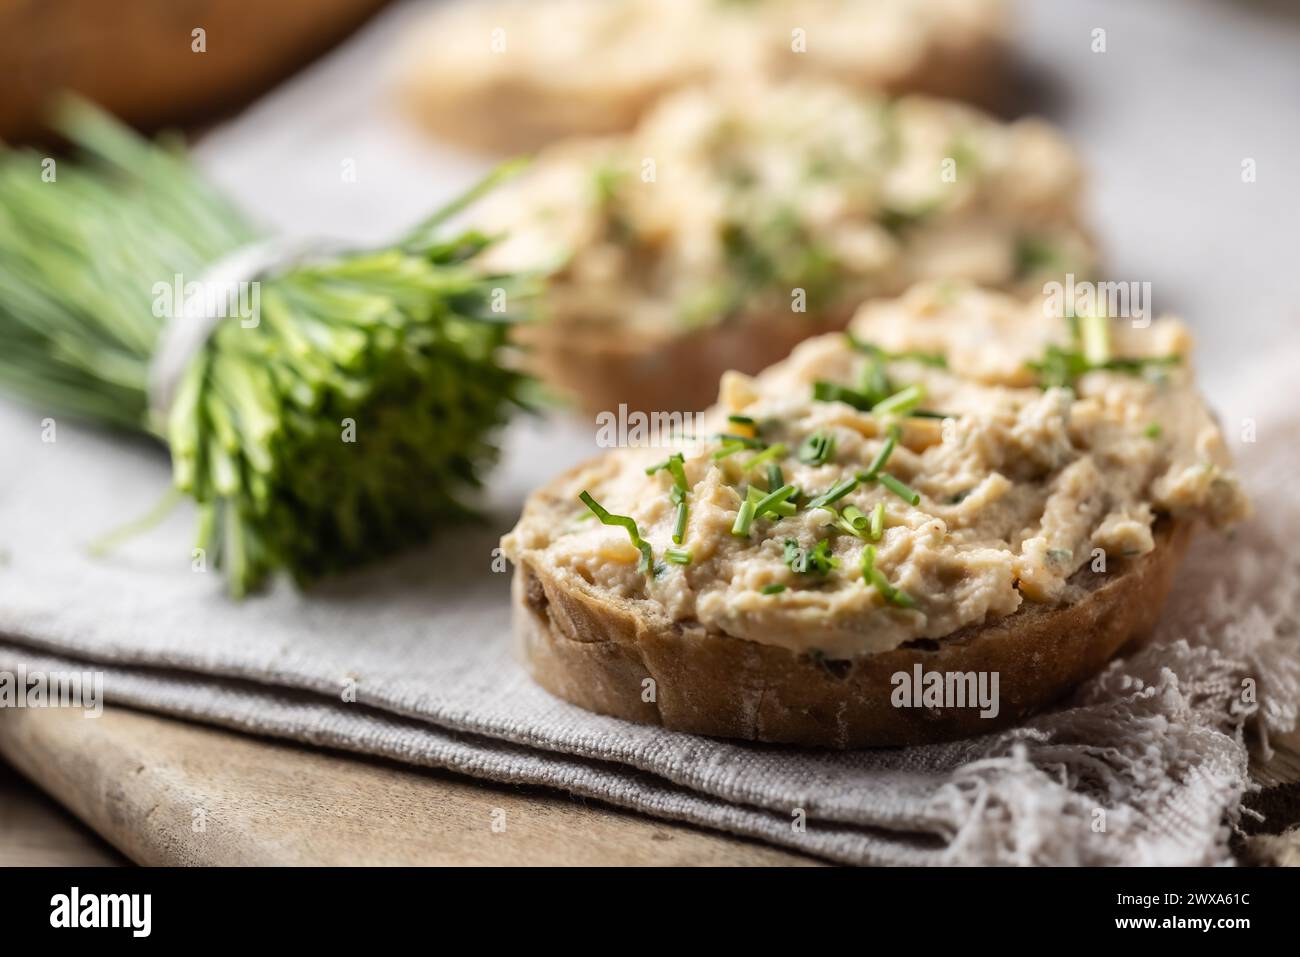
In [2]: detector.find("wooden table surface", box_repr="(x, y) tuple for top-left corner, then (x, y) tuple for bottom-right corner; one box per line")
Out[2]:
(0, 706), (819, 866)
(2, 703), (1299, 866)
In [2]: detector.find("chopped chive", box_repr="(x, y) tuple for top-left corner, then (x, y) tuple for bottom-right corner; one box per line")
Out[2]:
(797, 429), (836, 466)
(672, 500), (688, 544)
(872, 383), (926, 417)
(732, 499), (757, 536)
(783, 539), (808, 573)
(852, 342), (892, 405)
(727, 414), (756, 426)
(841, 505), (869, 531)
(1144, 423), (1163, 439)
(861, 425), (900, 480)
(1102, 355), (1182, 374)
(784, 538), (838, 576)
(664, 546), (692, 565)
(712, 441), (747, 460)
(807, 539), (839, 574)
(768, 500), (797, 517)
(1079, 311), (1111, 366)
(807, 476), (858, 509)
(766, 461), (785, 491)
(649, 453), (690, 544)
(869, 501), (885, 541)
(761, 583), (787, 595)
(910, 410), (956, 420)
(754, 483), (797, 517)
(861, 544), (915, 608)
(579, 490), (653, 573)
(812, 380), (873, 411)
(715, 432), (766, 449)
(742, 442), (787, 472)
(665, 453), (688, 490)
(894, 351), (948, 369)
(877, 472), (920, 506)
(846, 335), (947, 369)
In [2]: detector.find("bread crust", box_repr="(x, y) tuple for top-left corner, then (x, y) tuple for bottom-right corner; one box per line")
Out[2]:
(510, 466), (1194, 748)
(517, 307), (853, 415)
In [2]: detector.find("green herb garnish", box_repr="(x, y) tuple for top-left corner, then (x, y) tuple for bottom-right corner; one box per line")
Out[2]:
(806, 476), (858, 509)
(1079, 311), (1111, 366)
(1144, 423), (1163, 439)
(1014, 236), (1061, 279)
(861, 425), (900, 480)
(754, 484), (798, 519)
(732, 499), (758, 536)
(784, 538), (838, 576)
(872, 383), (926, 417)
(812, 380), (874, 411)
(798, 430), (837, 466)
(877, 472), (921, 506)
(766, 462), (785, 491)
(846, 335), (947, 369)
(1028, 326), (1182, 390)
(868, 501), (885, 541)
(647, 453), (690, 544)
(580, 490), (653, 573)
(861, 544), (915, 608)
(712, 441), (748, 461)
(840, 505), (869, 531)
(746, 484), (796, 517)
(761, 583), (787, 595)
(743, 442), (787, 472)
(664, 547), (692, 565)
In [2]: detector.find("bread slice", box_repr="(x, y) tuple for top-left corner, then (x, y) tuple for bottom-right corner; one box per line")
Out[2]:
(395, 0), (1009, 154)
(516, 307), (854, 416)
(510, 459), (1194, 748)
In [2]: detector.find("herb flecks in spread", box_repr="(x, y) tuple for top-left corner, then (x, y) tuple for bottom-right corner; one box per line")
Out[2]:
(503, 285), (1250, 659)
(475, 82), (1094, 338)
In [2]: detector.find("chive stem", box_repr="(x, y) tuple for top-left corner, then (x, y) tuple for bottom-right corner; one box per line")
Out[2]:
(579, 490), (653, 573)
(807, 476), (858, 509)
(872, 383), (926, 417)
(732, 500), (757, 536)
(862, 425), (900, 480)
(877, 472), (921, 506)
(743, 442), (787, 472)
(869, 501), (885, 541)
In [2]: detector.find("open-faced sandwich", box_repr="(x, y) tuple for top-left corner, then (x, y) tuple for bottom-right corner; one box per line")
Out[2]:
(397, 0), (1009, 152)
(502, 283), (1250, 747)
(473, 79), (1095, 413)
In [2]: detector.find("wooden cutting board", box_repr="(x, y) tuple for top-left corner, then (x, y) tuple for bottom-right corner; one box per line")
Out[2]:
(0, 705), (820, 866)
(1, 703), (1298, 866)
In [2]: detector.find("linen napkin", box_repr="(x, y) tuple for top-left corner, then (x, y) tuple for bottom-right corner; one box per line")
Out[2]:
(1, 352), (1295, 866)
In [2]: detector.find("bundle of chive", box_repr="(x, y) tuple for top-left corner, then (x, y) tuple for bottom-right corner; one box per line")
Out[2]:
(0, 101), (529, 596)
